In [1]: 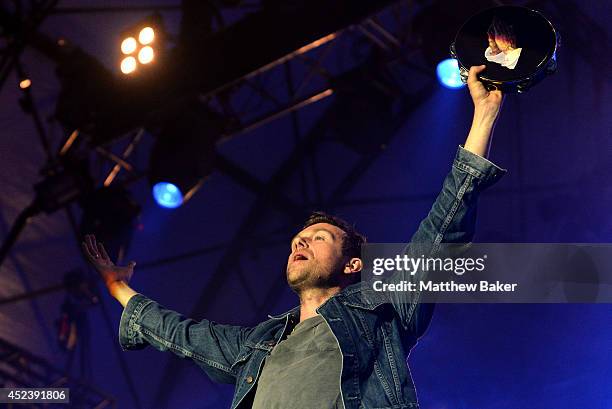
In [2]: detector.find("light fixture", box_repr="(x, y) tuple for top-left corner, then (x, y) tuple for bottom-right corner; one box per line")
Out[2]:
(19, 78), (32, 89)
(436, 58), (464, 89)
(148, 101), (223, 208)
(118, 15), (163, 76)
(152, 182), (183, 209)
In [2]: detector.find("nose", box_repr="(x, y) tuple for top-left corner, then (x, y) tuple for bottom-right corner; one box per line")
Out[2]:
(294, 236), (307, 250)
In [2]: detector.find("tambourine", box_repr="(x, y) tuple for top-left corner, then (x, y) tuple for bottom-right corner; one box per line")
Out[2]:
(450, 6), (560, 93)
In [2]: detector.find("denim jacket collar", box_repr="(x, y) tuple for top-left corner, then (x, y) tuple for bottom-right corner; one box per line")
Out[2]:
(267, 305), (300, 320)
(267, 283), (390, 321)
(340, 283), (389, 310)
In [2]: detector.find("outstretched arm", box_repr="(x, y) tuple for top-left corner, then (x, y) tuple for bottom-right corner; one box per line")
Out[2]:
(82, 234), (251, 384)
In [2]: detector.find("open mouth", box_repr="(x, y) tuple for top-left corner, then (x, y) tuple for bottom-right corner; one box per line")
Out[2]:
(292, 254), (309, 262)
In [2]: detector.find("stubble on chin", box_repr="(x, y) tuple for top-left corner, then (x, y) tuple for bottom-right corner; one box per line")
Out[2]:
(286, 262), (345, 295)
(286, 264), (313, 293)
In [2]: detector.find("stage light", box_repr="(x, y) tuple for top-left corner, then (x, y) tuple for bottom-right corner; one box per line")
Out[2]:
(121, 37), (137, 54)
(19, 78), (31, 89)
(137, 46), (154, 64)
(152, 182), (183, 208)
(118, 14), (163, 76)
(139, 27), (155, 45)
(149, 101), (223, 209)
(120, 56), (137, 74)
(436, 58), (464, 89)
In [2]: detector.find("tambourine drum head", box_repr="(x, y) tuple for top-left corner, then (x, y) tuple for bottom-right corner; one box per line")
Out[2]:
(454, 6), (557, 83)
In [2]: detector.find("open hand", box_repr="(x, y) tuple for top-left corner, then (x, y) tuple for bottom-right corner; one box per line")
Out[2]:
(81, 234), (136, 291)
(467, 65), (503, 120)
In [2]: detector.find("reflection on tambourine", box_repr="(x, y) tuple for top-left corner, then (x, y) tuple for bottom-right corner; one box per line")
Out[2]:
(485, 17), (522, 70)
(451, 6), (560, 93)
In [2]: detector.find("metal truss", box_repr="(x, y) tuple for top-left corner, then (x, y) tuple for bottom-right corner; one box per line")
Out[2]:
(1, 0), (606, 406)
(0, 0), (417, 404)
(2, 1), (425, 405)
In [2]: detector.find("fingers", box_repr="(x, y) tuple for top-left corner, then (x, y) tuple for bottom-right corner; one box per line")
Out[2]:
(88, 235), (98, 256)
(84, 234), (92, 255)
(97, 242), (111, 262)
(81, 242), (95, 262)
(83, 234), (102, 260)
(83, 235), (97, 259)
(467, 65), (486, 84)
(128, 261), (137, 268)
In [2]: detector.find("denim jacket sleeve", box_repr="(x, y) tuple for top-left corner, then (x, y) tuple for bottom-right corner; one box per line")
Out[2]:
(119, 293), (251, 384)
(388, 145), (507, 336)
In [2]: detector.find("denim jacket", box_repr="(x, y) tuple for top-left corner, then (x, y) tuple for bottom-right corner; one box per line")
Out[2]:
(119, 145), (506, 409)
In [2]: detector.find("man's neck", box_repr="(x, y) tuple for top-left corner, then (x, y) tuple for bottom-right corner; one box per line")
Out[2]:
(298, 286), (341, 322)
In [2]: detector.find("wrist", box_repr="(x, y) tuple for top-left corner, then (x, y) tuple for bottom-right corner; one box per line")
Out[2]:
(464, 109), (499, 158)
(108, 281), (137, 307)
(473, 104), (500, 126)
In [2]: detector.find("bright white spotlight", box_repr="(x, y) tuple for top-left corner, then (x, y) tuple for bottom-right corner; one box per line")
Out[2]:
(153, 182), (183, 208)
(121, 37), (137, 54)
(120, 56), (137, 74)
(138, 46), (154, 64)
(139, 27), (155, 45)
(436, 58), (464, 89)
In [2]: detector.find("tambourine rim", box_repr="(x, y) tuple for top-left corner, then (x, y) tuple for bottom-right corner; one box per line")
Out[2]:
(453, 5), (559, 83)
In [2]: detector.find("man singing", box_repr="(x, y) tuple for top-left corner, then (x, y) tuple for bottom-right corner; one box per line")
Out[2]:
(82, 65), (506, 409)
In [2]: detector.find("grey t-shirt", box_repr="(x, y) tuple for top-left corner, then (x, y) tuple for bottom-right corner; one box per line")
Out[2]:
(252, 314), (344, 409)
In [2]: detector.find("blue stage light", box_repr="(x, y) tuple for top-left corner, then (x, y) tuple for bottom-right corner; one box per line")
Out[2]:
(436, 58), (464, 89)
(152, 182), (183, 208)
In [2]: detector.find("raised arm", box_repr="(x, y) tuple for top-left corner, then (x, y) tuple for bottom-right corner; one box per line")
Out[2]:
(388, 66), (507, 336)
(463, 65), (504, 158)
(409, 65), (505, 249)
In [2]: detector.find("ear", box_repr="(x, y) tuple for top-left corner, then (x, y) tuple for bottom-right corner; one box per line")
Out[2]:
(343, 257), (363, 275)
